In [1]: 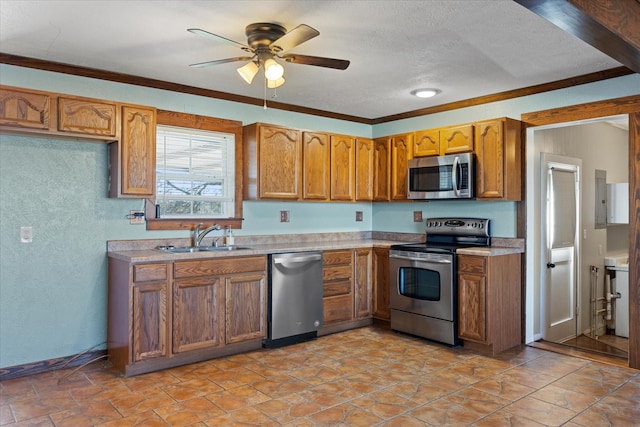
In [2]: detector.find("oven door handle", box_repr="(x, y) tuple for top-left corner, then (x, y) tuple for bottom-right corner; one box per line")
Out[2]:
(389, 254), (452, 263)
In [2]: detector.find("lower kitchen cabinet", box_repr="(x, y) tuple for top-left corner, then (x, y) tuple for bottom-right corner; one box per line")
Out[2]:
(322, 250), (354, 324)
(457, 253), (521, 355)
(108, 255), (267, 376)
(354, 248), (372, 318)
(372, 248), (390, 320)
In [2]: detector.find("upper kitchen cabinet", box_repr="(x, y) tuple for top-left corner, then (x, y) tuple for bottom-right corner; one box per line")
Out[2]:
(330, 134), (356, 201)
(373, 137), (391, 201)
(474, 118), (522, 201)
(58, 96), (118, 137)
(413, 129), (440, 157)
(302, 131), (330, 201)
(0, 86), (51, 130)
(440, 124), (474, 155)
(244, 123), (301, 200)
(355, 138), (374, 201)
(109, 104), (157, 198)
(390, 133), (414, 200)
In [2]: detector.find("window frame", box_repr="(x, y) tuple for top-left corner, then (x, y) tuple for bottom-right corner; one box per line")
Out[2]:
(145, 109), (243, 231)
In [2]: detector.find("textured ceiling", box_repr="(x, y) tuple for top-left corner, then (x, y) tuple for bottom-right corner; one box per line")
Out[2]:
(0, 0), (623, 120)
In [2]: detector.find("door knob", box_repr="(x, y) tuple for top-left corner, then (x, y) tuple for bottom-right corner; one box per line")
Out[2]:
(547, 262), (556, 268)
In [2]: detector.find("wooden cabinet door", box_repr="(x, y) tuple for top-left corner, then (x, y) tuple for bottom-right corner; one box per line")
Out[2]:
(259, 124), (301, 199)
(440, 124), (474, 155)
(457, 255), (487, 343)
(132, 282), (168, 361)
(330, 134), (355, 201)
(390, 133), (413, 200)
(373, 137), (391, 201)
(372, 248), (390, 320)
(355, 138), (374, 201)
(118, 104), (156, 197)
(354, 249), (372, 318)
(0, 86), (51, 130)
(225, 272), (267, 343)
(413, 129), (440, 157)
(475, 118), (522, 201)
(302, 131), (330, 200)
(173, 277), (224, 353)
(57, 96), (117, 137)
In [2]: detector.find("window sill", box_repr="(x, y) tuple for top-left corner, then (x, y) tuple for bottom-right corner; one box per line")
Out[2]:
(145, 217), (243, 231)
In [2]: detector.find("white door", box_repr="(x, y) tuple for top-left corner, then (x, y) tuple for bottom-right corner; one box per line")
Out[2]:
(541, 153), (581, 343)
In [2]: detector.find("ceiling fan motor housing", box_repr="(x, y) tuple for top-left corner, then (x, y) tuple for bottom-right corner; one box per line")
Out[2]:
(245, 23), (286, 50)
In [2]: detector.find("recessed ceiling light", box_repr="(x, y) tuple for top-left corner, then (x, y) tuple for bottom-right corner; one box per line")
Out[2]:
(411, 88), (441, 98)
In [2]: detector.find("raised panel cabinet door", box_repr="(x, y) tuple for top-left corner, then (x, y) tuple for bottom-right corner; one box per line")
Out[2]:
(372, 248), (390, 320)
(458, 269), (487, 343)
(259, 125), (301, 199)
(354, 249), (372, 319)
(173, 277), (224, 353)
(373, 137), (391, 201)
(355, 138), (374, 201)
(57, 97), (117, 137)
(475, 118), (522, 201)
(440, 124), (474, 155)
(413, 129), (440, 157)
(330, 134), (356, 201)
(120, 105), (156, 197)
(0, 86), (51, 130)
(225, 273), (267, 344)
(132, 282), (167, 362)
(390, 133), (414, 200)
(302, 131), (330, 200)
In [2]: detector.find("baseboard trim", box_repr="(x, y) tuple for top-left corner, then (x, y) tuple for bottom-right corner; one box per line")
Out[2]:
(0, 350), (108, 381)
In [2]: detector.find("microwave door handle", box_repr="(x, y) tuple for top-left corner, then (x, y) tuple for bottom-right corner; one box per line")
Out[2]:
(452, 156), (460, 196)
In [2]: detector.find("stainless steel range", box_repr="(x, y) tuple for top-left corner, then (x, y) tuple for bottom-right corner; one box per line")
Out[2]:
(389, 218), (490, 346)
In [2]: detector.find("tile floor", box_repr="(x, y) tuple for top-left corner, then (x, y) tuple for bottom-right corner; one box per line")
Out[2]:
(1, 326), (639, 426)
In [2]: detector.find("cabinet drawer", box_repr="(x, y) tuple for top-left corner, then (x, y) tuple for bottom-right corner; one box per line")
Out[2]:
(324, 279), (352, 297)
(174, 256), (266, 278)
(323, 264), (352, 282)
(323, 250), (352, 265)
(458, 256), (486, 274)
(323, 294), (354, 324)
(133, 264), (167, 282)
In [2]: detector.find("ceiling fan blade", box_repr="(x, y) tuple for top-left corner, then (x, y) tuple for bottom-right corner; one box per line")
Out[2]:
(187, 28), (250, 50)
(280, 54), (350, 70)
(270, 24), (320, 53)
(189, 56), (254, 68)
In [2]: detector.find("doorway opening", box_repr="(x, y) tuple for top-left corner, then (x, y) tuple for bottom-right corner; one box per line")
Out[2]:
(525, 114), (629, 361)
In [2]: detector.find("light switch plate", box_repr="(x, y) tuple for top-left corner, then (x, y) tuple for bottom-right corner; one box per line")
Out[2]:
(280, 210), (290, 222)
(413, 211), (423, 222)
(355, 211), (363, 222)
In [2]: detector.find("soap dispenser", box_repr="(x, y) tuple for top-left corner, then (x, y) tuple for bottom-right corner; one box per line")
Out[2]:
(224, 226), (234, 246)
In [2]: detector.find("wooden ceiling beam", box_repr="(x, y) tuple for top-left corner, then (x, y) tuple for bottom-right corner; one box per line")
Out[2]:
(514, 0), (640, 74)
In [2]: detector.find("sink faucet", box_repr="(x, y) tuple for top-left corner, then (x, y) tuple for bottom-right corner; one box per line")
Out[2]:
(194, 223), (222, 247)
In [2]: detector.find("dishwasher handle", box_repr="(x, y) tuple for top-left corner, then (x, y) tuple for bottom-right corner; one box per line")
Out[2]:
(273, 253), (322, 267)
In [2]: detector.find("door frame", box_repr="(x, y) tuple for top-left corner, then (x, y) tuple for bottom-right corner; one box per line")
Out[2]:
(521, 94), (640, 369)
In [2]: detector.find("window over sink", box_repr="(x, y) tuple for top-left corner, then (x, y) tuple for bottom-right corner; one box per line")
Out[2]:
(145, 110), (243, 231)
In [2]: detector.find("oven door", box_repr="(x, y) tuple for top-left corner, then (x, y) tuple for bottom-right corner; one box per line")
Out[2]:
(389, 250), (454, 321)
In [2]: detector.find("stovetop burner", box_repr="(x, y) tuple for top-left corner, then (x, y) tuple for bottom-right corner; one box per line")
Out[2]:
(391, 217), (491, 253)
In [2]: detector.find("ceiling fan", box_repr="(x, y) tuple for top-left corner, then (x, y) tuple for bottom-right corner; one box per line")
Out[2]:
(187, 23), (350, 88)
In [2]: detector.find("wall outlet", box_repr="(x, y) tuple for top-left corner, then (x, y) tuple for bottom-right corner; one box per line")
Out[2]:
(130, 210), (145, 224)
(355, 211), (363, 222)
(280, 210), (290, 222)
(413, 211), (423, 222)
(20, 226), (33, 243)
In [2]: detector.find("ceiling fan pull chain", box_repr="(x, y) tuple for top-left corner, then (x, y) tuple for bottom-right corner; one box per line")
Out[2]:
(263, 76), (268, 110)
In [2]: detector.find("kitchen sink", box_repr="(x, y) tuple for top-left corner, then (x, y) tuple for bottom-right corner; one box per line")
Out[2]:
(158, 246), (252, 253)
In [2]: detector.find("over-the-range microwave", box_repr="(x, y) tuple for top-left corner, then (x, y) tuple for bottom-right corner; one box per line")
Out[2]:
(407, 152), (474, 200)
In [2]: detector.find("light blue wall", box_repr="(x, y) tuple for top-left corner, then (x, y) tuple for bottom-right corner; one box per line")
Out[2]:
(1, 64), (638, 368)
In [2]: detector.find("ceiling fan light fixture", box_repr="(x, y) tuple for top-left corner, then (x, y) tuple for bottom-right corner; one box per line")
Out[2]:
(411, 88), (441, 98)
(237, 61), (259, 84)
(267, 76), (286, 89)
(263, 58), (284, 80)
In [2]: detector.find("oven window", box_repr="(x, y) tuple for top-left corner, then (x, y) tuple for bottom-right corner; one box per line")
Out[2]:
(398, 267), (440, 301)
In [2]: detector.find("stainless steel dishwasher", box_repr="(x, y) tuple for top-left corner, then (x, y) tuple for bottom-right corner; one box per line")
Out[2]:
(264, 251), (323, 348)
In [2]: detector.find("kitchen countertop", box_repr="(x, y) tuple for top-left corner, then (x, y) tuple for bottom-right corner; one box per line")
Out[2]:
(107, 232), (525, 263)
